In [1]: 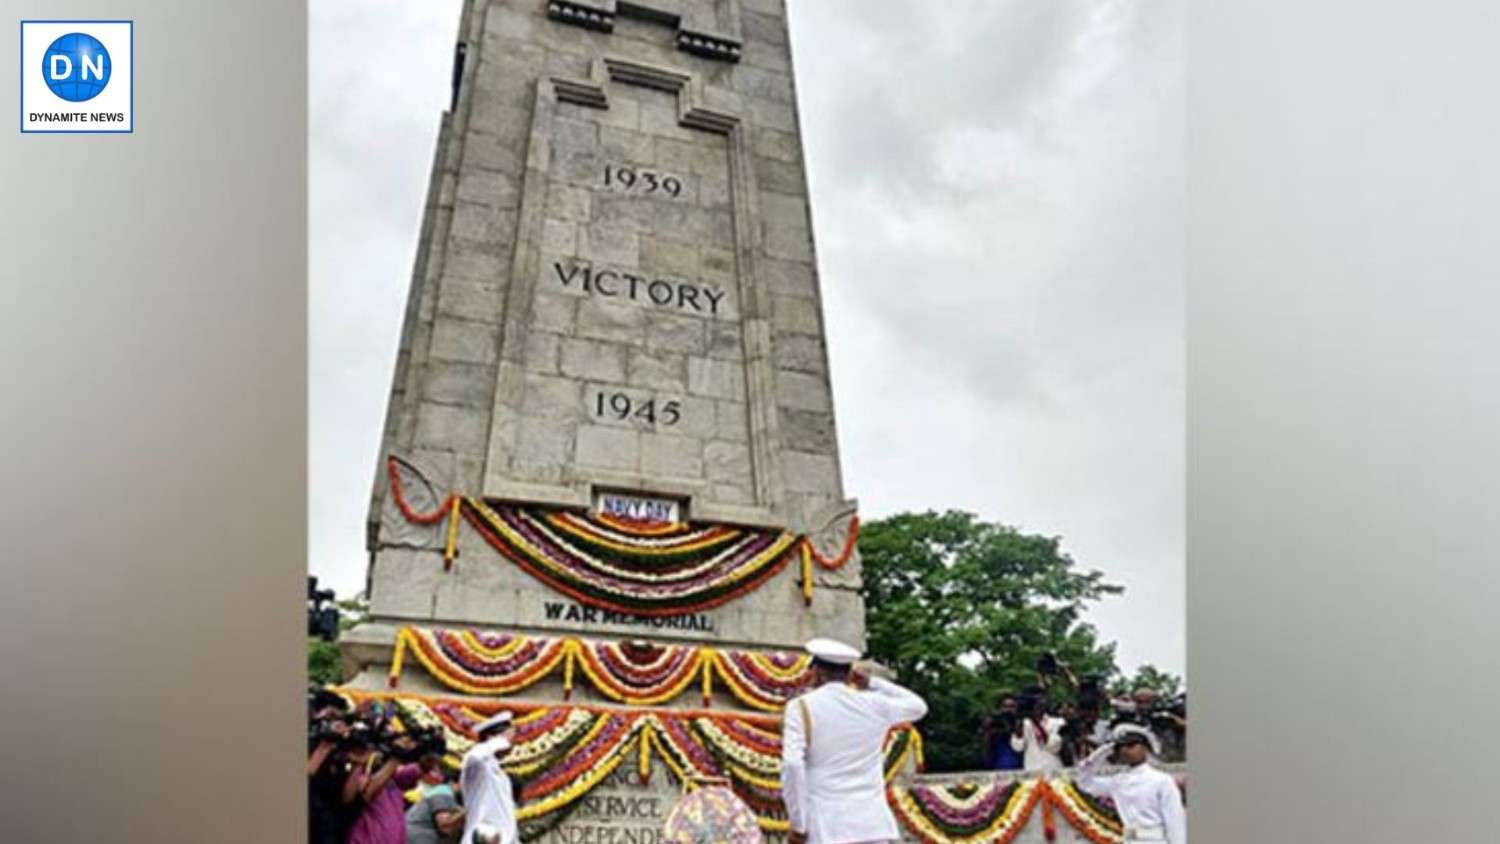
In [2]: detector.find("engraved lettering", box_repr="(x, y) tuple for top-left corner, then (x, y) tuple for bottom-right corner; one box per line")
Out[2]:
(554, 261), (584, 287)
(647, 280), (674, 305)
(549, 260), (729, 317)
(540, 601), (715, 634)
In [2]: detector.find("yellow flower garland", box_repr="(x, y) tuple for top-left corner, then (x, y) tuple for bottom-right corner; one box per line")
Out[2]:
(389, 627), (815, 711)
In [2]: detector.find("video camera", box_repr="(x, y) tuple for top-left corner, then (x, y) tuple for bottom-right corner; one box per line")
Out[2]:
(1146, 693), (1186, 724)
(311, 708), (447, 763)
(1075, 674), (1107, 712)
(307, 576), (340, 641)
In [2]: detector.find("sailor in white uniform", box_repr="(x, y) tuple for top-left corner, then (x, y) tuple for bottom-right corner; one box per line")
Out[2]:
(1073, 724), (1186, 844)
(459, 712), (519, 844)
(780, 638), (929, 844)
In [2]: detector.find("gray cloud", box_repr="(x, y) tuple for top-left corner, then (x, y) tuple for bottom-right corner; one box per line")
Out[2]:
(311, 0), (1183, 676)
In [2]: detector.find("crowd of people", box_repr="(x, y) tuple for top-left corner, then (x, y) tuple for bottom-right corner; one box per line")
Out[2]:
(978, 654), (1187, 772)
(307, 689), (518, 844)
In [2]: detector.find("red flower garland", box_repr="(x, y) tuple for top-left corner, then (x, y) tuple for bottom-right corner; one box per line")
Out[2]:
(806, 515), (860, 570)
(386, 457), (455, 524)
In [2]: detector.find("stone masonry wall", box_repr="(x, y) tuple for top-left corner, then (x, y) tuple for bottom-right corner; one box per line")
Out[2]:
(359, 0), (863, 650)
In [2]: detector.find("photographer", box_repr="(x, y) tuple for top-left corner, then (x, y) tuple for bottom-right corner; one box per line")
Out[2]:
(1110, 687), (1186, 762)
(1059, 674), (1113, 765)
(1025, 653), (1097, 770)
(343, 702), (427, 844)
(1151, 694), (1187, 762)
(308, 690), (357, 844)
(978, 694), (1024, 771)
(1009, 686), (1065, 772)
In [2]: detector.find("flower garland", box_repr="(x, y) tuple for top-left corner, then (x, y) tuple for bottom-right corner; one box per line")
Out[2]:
(389, 628), (570, 695)
(709, 649), (813, 711)
(386, 456), (862, 608)
(889, 780), (1043, 844)
(387, 626), (815, 711)
(386, 456), (463, 568)
(889, 777), (1142, 844)
(806, 515), (860, 570)
(798, 513), (859, 605)
(346, 689), (920, 835)
(570, 638), (708, 705)
(1044, 777), (1126, 843)
(463, 497), (799, 616)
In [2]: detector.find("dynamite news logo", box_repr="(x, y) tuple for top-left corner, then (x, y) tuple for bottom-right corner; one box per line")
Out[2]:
(20, 21), (133, 133)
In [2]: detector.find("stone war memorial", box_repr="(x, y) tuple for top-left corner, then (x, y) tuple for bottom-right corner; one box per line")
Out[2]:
(336, 2), (1173, 842)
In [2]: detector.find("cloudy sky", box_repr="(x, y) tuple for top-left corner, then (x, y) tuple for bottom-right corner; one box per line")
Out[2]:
(311, 0), (1184, 676)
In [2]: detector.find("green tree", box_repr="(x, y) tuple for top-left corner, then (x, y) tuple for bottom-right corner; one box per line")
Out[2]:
(859, 511), (1124, 772)
(308, 638), (343, 686)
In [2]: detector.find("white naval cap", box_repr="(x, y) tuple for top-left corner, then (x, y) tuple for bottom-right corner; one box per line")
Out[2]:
(1111, 723), (1161, 755)
(475, 710), (515, 738)
(804, 637), (861, 665)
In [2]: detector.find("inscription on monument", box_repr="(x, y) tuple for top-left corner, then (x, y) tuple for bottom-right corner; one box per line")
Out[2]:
(553, 260), (729, 315)
(602, 164), (686, 199)
(595, 491), (682, 524)
(593, 391), (682, 427)
(543, 600), (718, 634)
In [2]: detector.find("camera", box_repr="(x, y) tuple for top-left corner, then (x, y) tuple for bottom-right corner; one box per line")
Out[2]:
(309, 716), (350, 745)
(987, 710), (1019, 733)
(307, 576), (341, 641)
(400, 724), (448, 761)
(1035, 652), (1060, 676)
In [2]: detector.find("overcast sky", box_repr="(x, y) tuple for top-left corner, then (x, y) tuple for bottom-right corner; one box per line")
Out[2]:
(311, 0), (1184, 677)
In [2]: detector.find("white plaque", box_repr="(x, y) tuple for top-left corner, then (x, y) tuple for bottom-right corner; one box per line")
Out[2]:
(594, 491), (682, 525)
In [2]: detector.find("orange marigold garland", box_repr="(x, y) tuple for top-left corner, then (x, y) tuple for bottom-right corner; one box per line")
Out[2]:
(387, 457), (455, 524)
(462, 498), (799, 616)
(887, 778), (1136, 844)
(342, 689), (920, 836)
(806, 515), (860, 569)
(388, 626), (815, 711)
(385, 456), (860, 614)
(570, 639), (707, 706)
(799, 515), (859, 605)
(387, 628), (569, 696)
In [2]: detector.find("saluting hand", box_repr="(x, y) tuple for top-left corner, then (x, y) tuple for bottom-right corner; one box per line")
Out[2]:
(848, 663), (871, 690)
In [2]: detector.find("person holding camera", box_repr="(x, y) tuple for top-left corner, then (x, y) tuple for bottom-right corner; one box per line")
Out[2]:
(343, 702), (426, 844)
(309, 691), (358, 844)
(979, 694), (1025, 770)
(405, 749), (465, 844)
(1074, 724), (1186, 843)
(1009, 687), (1066, 772)
(460, 711), (519, 844)
(1149, 695), (1187, 762)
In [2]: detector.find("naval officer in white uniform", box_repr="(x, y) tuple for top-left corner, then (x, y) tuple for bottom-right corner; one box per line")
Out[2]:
(780, 638), (929, 844)
(459, 712), (519, 844)
(1074, 724), (1187, 844)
